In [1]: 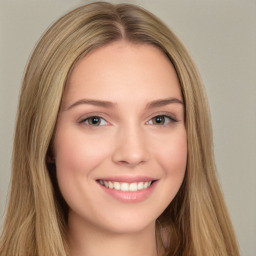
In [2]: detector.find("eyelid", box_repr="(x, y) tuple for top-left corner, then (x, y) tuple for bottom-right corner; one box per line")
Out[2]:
(146, 112), (178, 124)
(78, 113), (110, 126)
(77, 111), (179, 126)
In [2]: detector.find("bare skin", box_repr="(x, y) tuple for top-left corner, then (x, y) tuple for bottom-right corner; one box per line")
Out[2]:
(54, 40), (187, 256)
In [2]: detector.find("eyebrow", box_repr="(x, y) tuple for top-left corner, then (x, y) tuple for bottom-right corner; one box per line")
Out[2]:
(65, 97), (183, 111)
(66, 99), (115, 110)
(146, 97), (184, 108)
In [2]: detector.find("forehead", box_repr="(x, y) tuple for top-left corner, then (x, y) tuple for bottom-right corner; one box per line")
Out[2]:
(62, 40), (182, 107)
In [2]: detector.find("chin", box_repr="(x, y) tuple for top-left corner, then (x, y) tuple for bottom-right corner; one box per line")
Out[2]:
(100, 218), (156, 235)
(91, 206), (162, 235)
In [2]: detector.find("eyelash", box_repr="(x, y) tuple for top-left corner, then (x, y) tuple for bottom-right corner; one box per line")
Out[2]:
(146, 114), (177, 125)
(79, 113), (178, 127)
(80, 116), (108, 126)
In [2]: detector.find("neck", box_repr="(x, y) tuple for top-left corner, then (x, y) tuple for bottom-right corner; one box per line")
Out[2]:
(68, 213), (158, 256)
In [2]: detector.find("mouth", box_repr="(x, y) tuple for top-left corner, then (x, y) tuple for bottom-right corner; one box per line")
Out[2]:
(97, 179), (155, 192)
(96, 176), (158, 202)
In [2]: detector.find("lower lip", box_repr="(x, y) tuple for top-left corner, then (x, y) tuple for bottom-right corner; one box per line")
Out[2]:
(98, 181), (157, 203)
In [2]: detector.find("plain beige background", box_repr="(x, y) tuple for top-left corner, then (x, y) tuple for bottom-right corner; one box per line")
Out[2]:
(0, 0), (255, 255)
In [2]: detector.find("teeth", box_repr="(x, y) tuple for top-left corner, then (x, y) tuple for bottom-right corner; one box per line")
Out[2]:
(129, 183), (137, 191)
(121, 183), (129, 191)
(113, 182), (121, 190)
(144, 181), (151, 189)
(99, 180), (153, 191)
(108, 181), (114, 189)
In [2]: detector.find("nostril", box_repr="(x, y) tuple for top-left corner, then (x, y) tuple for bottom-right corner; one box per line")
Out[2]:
(112, 146), (150, 166)
(111, 128), (150, 166)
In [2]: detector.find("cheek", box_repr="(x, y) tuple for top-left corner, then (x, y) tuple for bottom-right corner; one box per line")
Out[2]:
(154, 129), (187, 201)
(53, 127), (110, 202)
(54, 127), (109, 175)
(140, 128), (187, 219)
(156, 129), (187, 175)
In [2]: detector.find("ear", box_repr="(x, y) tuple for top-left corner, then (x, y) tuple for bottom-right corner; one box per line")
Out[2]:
(46, 155), (55, 164)
(46, 145), (55, 164)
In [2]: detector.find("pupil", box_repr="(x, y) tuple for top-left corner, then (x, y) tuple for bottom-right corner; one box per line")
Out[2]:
(91, 117), (99, 125)
(155, 116), (163, 124)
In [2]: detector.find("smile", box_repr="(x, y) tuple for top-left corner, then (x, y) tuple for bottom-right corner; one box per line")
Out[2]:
(98, 180), (153, 192)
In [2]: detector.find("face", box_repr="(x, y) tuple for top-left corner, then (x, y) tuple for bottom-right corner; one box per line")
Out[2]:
(53, 41), (187, 234)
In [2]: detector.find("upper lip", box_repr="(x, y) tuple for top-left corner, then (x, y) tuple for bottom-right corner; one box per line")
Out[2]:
(96, 176), (157, 183)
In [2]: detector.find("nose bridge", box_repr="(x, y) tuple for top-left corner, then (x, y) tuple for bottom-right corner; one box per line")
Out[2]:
(112, 121), (149, 166)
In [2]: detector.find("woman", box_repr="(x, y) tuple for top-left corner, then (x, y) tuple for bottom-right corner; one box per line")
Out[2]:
(0, 2), (240, 256)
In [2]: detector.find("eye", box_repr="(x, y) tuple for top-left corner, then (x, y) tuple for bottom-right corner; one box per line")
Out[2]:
(147, 115), (176, 125)
(82, 116), (107, 126)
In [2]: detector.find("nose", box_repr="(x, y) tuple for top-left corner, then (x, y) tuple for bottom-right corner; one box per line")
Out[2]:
(112, 125), (150, 167)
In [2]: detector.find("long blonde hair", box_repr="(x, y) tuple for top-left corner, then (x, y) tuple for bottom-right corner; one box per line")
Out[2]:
(0, 2), (240, 256)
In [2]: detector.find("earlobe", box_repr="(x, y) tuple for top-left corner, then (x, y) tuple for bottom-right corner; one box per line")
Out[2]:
(46, 146), (56, 164)
(46, 155), (55, 164)
(46, 154), (56, 174)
